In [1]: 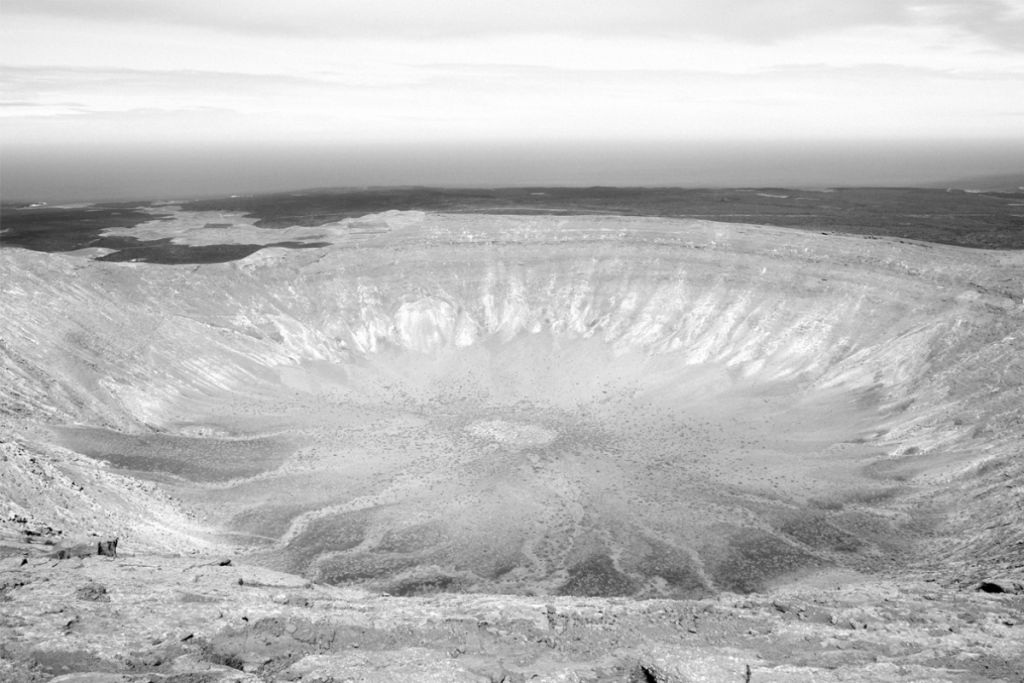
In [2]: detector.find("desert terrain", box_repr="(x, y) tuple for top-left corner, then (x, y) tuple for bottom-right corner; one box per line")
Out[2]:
(1, 189), (1023, 681)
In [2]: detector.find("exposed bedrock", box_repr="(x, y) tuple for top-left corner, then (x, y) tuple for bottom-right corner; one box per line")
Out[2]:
(2, 213), (1022, 595)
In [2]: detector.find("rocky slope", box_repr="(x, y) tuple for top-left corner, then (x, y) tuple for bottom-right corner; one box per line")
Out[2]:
(1, 548), (1022, 682)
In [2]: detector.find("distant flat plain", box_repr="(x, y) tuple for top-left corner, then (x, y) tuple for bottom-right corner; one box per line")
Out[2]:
(2, 186), (1023, 265)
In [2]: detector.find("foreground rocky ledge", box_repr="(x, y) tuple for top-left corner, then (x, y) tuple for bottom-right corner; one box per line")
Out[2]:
(1, 548), (1021, 682)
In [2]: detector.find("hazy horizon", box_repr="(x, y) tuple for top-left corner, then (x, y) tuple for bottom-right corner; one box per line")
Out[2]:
(3, 2), (1023, 204)
(4, 139), (1023, 204)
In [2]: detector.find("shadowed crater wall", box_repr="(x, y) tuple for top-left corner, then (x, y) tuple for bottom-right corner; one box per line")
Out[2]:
(2, 212), (1022, 597)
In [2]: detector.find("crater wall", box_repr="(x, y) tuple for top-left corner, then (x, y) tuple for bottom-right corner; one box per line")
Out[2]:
(2, 213), (1022, 594)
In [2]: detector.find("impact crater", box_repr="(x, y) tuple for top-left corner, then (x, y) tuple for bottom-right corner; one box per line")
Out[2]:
(3, 211), (1022, 597)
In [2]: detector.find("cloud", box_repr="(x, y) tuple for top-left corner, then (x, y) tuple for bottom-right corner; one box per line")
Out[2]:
(3, 58), (1020, 149)
(0, 64), (458, 120)
(0, 65), (334, 112)
(916, 0), (1024, 49)
(6, 60), (1004, 109)
(5, 0), (1023, 46)
(0, 99), (85, 107)
(1, 65), (322, 92)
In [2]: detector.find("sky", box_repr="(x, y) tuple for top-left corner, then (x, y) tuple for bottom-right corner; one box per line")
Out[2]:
(2, 1), (1024, 200)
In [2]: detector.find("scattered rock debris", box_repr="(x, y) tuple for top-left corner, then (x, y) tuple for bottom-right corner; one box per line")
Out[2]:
(1, 552), (1020, 682)
(97, 538), (118, 557)
(74, 581), (110, 602)
(49, 538), (119, 561)
(977, 579), (1024, 594)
